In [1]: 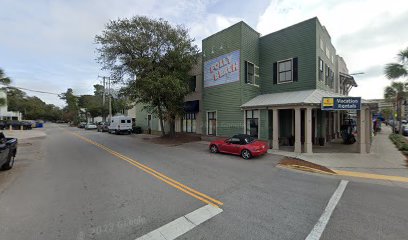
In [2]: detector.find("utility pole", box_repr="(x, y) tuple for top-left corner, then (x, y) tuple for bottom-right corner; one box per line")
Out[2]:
(108, 77), (112, 123)
(98, 75), (112, 123)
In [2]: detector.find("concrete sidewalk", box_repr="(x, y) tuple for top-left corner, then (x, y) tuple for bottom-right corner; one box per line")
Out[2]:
(2, 129), (46, 140)
(269, 125), (408, 179)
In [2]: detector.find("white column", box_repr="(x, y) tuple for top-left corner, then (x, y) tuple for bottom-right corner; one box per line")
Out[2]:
(272, 108), (279, 150)
(359, 108), (366, 154)
(365, 108), (371, 153)
(305, 107), (313, 153)
(336, 111), (341, 138)
(294, 107), (301, 153)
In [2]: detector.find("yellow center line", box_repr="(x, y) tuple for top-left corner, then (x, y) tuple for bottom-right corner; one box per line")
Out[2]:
(68, 131), (224, 207)
(334, 170), (408, 183)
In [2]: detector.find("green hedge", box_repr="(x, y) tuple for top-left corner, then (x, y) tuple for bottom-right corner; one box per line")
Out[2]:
(389, 133), (408, 152)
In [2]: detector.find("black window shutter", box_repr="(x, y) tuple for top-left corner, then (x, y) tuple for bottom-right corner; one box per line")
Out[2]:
(293, 57), (298, 82)
(273, 62), (277, 84)
(244, 61), (248, 83)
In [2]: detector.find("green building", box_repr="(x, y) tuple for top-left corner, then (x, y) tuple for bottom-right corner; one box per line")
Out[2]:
(135, 17), (373, 154)
(201, 17), (373, 154)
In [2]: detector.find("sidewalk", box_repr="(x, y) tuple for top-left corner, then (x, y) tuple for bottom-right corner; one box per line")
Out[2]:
(269, 125), (408, 179)
(2, 129), (46, 140)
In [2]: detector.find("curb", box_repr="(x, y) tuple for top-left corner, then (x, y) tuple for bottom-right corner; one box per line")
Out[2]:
(277, 164), (336, 175)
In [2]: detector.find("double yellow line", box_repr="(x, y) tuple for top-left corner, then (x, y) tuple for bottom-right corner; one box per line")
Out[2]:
(69, 132), (223, 208)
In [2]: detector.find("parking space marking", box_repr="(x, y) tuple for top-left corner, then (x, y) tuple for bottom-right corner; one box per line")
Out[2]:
(305, 180), (348, 240)
(136, 204), (223, 240)
(69, 131), (223, 208)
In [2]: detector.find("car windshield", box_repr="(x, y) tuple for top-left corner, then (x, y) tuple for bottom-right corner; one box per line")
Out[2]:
(244, 136), (255, 144)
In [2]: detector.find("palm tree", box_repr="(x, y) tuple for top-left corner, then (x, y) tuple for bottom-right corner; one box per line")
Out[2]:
(385, 47), (408, 80)
(384, 82), (408, 133)
(0, 68), (11, 106)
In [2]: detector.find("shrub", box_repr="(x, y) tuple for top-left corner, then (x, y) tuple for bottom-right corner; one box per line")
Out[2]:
(389, 134), (408, 153)
(133, 126), (142, 134)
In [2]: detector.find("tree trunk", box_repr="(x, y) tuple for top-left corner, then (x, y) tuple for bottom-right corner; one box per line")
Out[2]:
(398, 99), (403, 135)
(169, 114), (176, 137)
(157, 105), (166, 136)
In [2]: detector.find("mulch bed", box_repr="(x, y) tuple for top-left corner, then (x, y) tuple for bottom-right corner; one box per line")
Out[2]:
(144, 133), (202, 146)
(279, 157), (336, 174)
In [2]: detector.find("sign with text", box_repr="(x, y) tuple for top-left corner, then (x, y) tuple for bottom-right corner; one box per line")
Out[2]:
(321, 97), (361, 110)
(204, 50), (240, 88)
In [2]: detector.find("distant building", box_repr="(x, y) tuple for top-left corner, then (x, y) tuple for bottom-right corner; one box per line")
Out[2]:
(0, 90), (22, 120)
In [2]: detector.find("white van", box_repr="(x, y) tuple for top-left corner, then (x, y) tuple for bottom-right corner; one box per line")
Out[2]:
(108, 116), (132, 134)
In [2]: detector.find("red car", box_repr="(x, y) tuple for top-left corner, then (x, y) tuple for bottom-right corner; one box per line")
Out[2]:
(209, 134), (268, 159)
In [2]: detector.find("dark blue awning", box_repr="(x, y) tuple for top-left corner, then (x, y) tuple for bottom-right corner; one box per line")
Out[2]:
(184, 100), (199, 113)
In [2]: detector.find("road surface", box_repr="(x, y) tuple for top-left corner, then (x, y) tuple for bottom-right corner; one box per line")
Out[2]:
(0, 124), (407, 240)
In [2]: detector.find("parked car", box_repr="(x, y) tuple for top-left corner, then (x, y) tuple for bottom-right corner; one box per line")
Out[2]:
(0, 132), (17, 171)
(78, 122), (86, 128)
(85, 123), (97, 130)
(108, 116), (132, 134)
(97, 122), (109, 132)
(402, 124), (408, 136)
(209, 134), (268, 159)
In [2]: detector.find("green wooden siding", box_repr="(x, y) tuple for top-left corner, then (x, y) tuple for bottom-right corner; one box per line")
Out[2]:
(202, 22), (261, 137)
(259, 17), (317, 94)
(315, 18), (338, 92)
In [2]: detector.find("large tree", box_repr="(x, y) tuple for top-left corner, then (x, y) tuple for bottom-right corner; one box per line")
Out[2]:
(385, 47), (408, 81)
(95, 16), (199, 136)
(0, 68), (12, 106)
(60, 88), (79, 123)
(384, 82), (408, 133)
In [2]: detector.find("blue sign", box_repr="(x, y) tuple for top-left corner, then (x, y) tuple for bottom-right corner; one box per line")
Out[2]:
(204, 50), (240, 88)
(322, 97), (361, 110)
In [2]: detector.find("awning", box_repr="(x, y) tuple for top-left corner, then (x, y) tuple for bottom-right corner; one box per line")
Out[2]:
(241, 89), (373, 109)
(184, 100), (199, 112)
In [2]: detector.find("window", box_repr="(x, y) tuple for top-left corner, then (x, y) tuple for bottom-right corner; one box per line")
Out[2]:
(245, 110), (259, 138)
(319, 58), (324, 81)
(320, 38), (324, 50)
(325, 64), (330, 85)
(278, 59), (292, 83)
(127, 120), (131, 123)
(189, 76), (196, 92)
(245, 61), (255, 84)
(326, 47), (330, 59)
(207, 112), (216, 135)
(183, 113), (196, 133)
(121, 120), (125, 123)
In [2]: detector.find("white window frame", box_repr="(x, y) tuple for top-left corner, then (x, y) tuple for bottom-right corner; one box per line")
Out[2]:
(320, 37), (324, 50)
(245, 61), (259, 87)
(277, 58), (293, 84)
(206, 110), (217, 136)
(244, 109), (260, 139)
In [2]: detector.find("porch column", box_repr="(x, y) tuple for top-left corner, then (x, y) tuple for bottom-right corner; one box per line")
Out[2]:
(272, 108), (279, 150)
(358, 108), (366, 154)
(336, 111), (341, 138)
(305, 107), (313, 153)
(365, 108), (371, 153)
(294, 107), (301, 153)
(328, 111), (333, 140)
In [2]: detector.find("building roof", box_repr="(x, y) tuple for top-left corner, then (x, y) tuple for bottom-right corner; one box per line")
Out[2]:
(241, 89), (371, 108)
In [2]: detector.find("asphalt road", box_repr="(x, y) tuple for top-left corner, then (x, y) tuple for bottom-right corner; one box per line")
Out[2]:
(0, 124), (407, 240)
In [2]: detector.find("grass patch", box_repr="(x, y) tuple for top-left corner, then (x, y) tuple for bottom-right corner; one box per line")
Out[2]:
(389, 133), (408, 152)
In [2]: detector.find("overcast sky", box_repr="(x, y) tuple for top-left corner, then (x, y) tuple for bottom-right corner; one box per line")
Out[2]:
(1, 0), (407, 107)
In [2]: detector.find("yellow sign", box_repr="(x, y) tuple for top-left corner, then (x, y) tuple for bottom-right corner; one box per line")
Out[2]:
(323, 97), (334, 107)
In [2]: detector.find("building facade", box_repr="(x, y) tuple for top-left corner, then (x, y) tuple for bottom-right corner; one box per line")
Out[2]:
(201, 17), (371, 153)
(134, 17), (372, 153)
(0, 90), (22, 121)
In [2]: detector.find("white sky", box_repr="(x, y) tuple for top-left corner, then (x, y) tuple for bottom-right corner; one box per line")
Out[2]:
(0, 0), (407, 106)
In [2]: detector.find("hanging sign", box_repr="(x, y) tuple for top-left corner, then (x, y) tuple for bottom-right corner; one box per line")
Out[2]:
(322, 97), (361, 110)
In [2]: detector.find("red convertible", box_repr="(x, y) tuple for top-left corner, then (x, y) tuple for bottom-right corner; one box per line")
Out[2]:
(209, 134), (268, 159)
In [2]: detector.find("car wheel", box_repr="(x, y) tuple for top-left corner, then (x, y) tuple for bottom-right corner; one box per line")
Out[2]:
(241, 149), (252, 160)
(1, 152), (15, 171)
(210, 145), (218, 153)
